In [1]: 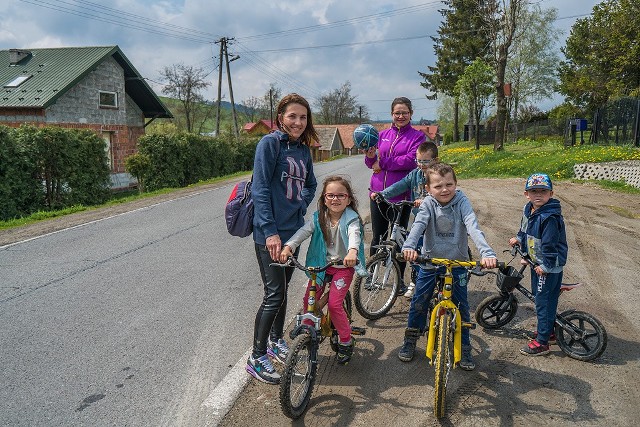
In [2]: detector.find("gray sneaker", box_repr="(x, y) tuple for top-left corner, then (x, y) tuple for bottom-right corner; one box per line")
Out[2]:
(246, 354), (280, 384)
(267, 338), (289, 364)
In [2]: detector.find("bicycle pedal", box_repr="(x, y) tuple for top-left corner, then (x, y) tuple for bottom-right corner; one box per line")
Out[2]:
(462, 322), (476, 329)
(350, 326), (366, 336)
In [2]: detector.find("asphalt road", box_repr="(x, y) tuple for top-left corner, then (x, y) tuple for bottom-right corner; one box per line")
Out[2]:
(0, 155), (372, 426)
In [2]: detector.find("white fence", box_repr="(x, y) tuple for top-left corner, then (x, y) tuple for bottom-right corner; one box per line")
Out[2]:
(573, 160), (640, 188)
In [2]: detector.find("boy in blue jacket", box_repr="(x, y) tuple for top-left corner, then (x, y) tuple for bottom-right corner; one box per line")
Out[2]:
(509, 173), (568, 356)
(371, 141), (438, 296)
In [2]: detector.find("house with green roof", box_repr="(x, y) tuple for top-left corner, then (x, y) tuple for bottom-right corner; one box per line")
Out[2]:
(0, 46), (172, 189)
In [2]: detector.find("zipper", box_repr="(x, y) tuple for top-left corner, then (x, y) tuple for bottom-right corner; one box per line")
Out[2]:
(383, 127), (402, 189)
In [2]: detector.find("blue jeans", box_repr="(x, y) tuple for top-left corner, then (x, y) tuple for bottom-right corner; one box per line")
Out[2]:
(407, 266), (471, 346)
(531, 270), (562, 345)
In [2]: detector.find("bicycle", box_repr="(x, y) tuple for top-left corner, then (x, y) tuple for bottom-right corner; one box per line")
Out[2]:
(352, 193), (415, 319)
(475, 245), (607, 361)
(272, 256), (366, 419)
(400, 253), (503, 419)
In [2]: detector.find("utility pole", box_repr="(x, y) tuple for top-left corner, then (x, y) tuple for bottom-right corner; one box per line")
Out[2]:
(214, 37), (240, 138)
(223, 38), (240, 138)
(269, 88), (274, 128)
(215, 38), (224, 136)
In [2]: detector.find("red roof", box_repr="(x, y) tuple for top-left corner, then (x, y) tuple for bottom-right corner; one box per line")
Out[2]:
(242, 119), (276, 132)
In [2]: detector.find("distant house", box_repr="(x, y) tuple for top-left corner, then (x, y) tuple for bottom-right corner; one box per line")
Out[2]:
(414, 124), (442, 145)
(0, 46), (172, 189)
(312, 126), (343, 161)
(242, 119), (275, 136)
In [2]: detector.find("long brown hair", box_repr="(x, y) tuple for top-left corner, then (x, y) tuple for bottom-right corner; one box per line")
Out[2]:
(317, 176), (362, 244)
(276, 93), (318, 146)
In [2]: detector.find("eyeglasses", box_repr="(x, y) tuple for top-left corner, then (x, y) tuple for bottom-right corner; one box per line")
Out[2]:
(393, 111), (411, 117)
(416, 159), (434, 165)
(325, 193), (349, 200)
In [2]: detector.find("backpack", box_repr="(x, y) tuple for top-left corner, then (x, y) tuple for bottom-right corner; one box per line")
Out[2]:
(225, 179), (254, 237)
(224, 137), (281, 238)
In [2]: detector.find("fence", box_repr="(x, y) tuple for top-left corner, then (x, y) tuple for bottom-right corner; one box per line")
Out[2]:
(592, 97), (640, 146)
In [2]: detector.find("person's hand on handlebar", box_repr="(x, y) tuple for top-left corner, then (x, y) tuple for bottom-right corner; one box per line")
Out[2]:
(343, 248), (358, 268)
(279, 244), (293, 264)
(508, 237), (519, 247)
(402, 248), (418, 262)
(480, 257), (497, 269)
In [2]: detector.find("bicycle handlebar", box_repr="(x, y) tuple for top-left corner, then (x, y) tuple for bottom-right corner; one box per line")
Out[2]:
(270, 256), (345, 272)
(371, 191), (415, 208)
(395, 253), (505, 272)
(504, 245), (537, 268)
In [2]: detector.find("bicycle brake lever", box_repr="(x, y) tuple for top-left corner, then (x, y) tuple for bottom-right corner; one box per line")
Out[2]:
(469, 266), (486, 276)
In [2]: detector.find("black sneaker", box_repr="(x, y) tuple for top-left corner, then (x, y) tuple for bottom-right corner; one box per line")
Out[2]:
(246, 354), (280, 384)
(337, 339), (354, 365)
(459, 345), (475, 371)
(397, 282), (408, 296)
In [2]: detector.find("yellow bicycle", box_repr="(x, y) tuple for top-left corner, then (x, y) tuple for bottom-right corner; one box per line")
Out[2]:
(402, 254), (503, 418)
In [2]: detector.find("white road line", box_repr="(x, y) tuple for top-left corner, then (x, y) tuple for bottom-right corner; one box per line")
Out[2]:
(201, 349), (252, 427)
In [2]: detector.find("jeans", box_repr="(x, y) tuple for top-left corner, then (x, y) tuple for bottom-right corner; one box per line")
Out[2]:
(251, 243), (298, 358)
(407, 266), (471, 346)
(531, 270), (562, 345)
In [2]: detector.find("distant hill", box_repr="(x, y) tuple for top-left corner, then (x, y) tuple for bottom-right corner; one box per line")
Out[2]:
(158, 96), (253, 115)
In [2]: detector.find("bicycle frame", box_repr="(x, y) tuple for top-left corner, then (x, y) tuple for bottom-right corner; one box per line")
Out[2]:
(424, 258), (479, 366)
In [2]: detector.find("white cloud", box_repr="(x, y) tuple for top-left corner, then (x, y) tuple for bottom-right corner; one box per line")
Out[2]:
(1, 0), (601, 121)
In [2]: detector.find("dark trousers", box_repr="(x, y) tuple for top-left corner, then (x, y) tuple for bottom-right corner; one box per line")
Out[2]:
(369, 198), (411, 279)
(252, 243), (298, 358)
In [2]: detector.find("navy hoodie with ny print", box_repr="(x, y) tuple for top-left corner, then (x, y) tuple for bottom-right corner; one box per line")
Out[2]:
(252, 130), (317, 245)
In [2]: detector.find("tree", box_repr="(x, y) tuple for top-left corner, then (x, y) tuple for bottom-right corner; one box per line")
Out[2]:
(315, 81), (368, 124)
(558, 0), (640, 114)
(481, 0), (529, 150)
(455, 59), (494, 149)
(436, 94), (469, 145)
(507, 4), (560, 121)
(419, 0), (490, 142)
(160, 64), (212, 133)
(240, 96), (261, 123)
(259, 84), (282, 124)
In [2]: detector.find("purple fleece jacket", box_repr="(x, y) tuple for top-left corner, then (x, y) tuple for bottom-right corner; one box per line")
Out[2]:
(364, 124), (425, 202)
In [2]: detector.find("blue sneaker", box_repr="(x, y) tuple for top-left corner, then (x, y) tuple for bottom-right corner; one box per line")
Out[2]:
(267, 338), (289, 364)
(246, 354), (280, 384)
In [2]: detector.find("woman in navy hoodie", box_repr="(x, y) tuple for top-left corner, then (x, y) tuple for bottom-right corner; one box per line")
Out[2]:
(246, 93), (318, 384)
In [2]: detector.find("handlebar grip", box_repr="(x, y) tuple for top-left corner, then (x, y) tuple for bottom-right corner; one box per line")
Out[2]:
(497, 261), (506, 269)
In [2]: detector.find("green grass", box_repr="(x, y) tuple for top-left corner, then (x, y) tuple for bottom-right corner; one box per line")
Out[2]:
(442, 137), (640, 188)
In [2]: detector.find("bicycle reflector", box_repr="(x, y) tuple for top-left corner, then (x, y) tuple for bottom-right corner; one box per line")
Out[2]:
(497, 266), (523, 291)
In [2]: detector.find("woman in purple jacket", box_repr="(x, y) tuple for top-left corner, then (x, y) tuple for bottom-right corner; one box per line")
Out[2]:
(364, 97), (425, 293)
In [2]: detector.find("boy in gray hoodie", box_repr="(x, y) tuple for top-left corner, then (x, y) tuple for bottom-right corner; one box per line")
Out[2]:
(400, 162), (497, 370)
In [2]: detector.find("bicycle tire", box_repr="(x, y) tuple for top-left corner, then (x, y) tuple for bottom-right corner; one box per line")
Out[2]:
(433, 311), (453, 419)
(475, 294), (518, 329)
(353, 252), (400, 320)
(279, 333), (317, 419)
(555, 310), (607, 361)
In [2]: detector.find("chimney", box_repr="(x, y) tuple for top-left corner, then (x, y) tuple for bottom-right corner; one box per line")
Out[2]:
(9, 49), (32, 65)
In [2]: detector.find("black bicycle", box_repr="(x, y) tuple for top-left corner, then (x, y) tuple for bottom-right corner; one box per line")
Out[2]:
(475, 245), (607, 361)
(351, 194), (414, 320)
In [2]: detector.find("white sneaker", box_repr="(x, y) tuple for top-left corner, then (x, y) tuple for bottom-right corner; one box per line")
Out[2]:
(404, 282), (415, 298)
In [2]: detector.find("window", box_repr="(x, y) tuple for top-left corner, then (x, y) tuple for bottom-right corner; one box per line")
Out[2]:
(99, 91), (117, 108)
(4, 75), (32, 88)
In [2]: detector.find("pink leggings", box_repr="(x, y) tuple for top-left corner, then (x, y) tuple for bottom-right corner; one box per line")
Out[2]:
(302, 266), (354, 343)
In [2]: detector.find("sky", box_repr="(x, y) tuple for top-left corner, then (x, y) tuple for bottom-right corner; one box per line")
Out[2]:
(1, 0), (601, 122)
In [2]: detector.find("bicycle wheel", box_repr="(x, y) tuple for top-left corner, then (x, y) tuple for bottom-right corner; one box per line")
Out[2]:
(433, 311), (453, 419)
(353, 252), (400, 320)
(555, 310), (607, 361)
(279, 333), (317, 419)
(475, 294), (518, 329)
